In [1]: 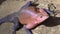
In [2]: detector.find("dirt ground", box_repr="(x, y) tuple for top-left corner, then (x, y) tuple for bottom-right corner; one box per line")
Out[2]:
(0, 0), (60, 34)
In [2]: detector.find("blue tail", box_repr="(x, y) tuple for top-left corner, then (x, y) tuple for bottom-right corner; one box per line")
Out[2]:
(0, 15), (14, 25)
(0, 16), (7, 25)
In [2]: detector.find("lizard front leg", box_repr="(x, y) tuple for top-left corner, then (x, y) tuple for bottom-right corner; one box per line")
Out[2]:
(23, 25), (33, 34)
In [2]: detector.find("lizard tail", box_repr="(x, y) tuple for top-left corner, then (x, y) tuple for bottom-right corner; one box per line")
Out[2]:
(0, 16), (8, 25)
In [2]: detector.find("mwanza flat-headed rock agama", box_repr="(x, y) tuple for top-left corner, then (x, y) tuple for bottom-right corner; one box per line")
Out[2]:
(0, 1), (50, 34)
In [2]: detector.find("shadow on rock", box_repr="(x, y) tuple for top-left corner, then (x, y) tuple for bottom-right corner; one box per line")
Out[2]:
(41, 16), (60, 27)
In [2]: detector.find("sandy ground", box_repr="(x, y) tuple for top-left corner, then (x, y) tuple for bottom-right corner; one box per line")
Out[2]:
(0, 0), (60, 34)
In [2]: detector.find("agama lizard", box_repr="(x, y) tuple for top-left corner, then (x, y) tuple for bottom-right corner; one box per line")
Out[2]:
(0, 1), (51, 34)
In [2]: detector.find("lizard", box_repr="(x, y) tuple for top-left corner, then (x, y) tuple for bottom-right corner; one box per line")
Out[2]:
(0, 1), (52, 34)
